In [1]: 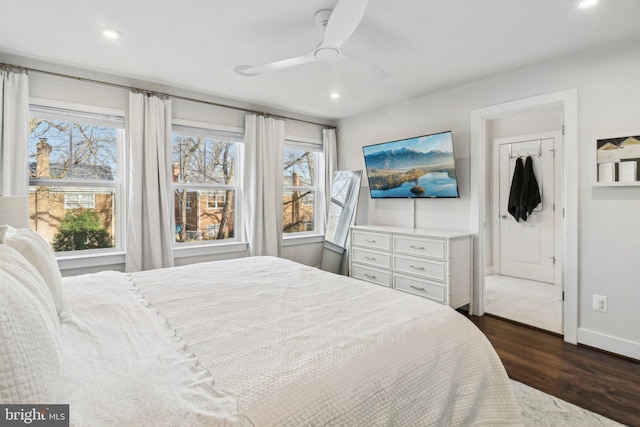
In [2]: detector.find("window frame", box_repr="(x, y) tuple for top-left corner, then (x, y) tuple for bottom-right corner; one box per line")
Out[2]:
(325, 171), (361, 248)
(283, 137), (323, 237)
(28, 98), (126, 255)
(171, 119), (243, 247)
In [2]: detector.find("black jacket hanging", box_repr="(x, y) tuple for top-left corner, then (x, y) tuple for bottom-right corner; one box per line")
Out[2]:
(508, 157), (524, 222)
(519, 156), (541, 222)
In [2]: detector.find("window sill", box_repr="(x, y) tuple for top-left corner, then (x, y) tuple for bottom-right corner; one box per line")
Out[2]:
(56, 250), (126, 271)
(54, 237), (320, 270)
(283, 233), (325, 246)
(172, 241), (248, 259)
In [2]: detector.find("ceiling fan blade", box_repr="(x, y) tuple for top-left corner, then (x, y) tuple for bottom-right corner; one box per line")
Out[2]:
(235, 53), (316, 76)
(322, 0), (368, 48)
(340, 52), (389, 80)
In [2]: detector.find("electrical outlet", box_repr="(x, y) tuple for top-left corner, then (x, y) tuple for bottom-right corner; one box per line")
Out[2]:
(593, 294), (607, 312)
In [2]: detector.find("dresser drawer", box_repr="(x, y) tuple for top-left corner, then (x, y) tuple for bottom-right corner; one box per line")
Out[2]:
(394, 255), (446, 282)
(394, 236), (446, 260)
(352, 264), (392, 287)
(351, 248), (392, 269)
(394, 274), (445, 303)
(352, 231), (392, 251)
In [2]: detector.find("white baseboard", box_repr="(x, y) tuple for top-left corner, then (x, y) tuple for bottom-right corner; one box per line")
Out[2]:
(577, 328), (640, 360)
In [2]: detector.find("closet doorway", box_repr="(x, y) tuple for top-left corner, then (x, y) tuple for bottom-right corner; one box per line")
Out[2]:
(471, 89), (578, 344)
(486, 130), (563, 334)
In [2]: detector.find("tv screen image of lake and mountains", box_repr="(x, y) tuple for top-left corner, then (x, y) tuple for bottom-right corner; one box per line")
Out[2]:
(362, 131), (460, 198)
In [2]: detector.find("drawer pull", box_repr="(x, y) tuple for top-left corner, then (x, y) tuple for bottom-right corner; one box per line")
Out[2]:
(364, 256), (377, 261)
(364, 273), (377, 279)
(365, 239), (377, 243)
(410, 285), (426, 292)
(410, 265), (425, 270)
(410, 245), (426, 250)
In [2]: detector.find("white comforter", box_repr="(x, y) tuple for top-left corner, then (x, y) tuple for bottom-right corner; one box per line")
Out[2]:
(127, 256), (524, 426)
(60, 271), (250, 426)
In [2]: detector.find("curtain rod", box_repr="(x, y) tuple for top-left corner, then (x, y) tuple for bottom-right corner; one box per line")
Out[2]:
(1, 62), (336, 129)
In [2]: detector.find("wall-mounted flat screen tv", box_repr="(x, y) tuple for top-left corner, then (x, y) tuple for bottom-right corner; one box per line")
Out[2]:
(362, 130), (460, 198)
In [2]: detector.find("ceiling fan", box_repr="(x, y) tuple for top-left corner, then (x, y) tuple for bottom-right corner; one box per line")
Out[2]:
(234, 0), (387, 78)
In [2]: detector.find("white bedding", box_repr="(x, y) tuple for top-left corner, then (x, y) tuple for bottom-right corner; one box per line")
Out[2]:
(60, 271), (250, 427)
(126, 256), (524, 426)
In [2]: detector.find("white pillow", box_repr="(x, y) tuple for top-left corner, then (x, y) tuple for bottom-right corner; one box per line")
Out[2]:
(0, 269), (62, 403)
(0, 244), (60, 331)
(0, 224), (15, 243)
(3, 227), (64, 314)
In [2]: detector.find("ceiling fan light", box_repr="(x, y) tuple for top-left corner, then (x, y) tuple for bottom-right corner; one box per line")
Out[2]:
(102, 29), (120, 40)
(315, 47), (340, 61)
(577, 0), (598, 9)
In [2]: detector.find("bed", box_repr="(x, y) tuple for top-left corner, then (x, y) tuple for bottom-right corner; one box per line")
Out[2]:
(1, 227), (524, 426)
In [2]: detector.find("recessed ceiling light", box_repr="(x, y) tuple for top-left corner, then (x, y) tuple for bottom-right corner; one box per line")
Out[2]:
(330, 92), (341, 99)
(577, 0), (598, 9)
(102, 29), (120, 40)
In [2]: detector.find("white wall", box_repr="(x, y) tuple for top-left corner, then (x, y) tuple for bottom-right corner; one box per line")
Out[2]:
(339, 91), (472, 231)
(337, 37), (640, 358)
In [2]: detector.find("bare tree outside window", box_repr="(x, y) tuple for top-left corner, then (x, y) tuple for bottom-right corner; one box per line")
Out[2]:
(29, 118), (118, 180)
(283, 146), (317, 233)
(171, 132), (236, 243)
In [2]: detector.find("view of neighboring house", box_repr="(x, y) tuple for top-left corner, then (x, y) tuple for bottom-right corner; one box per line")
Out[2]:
(172, 163), (235, 242)
(282, 172), (314, 233)
(172, 154), (314, 242)
(28, 137), (314, 248)
(28, 138), (115, 247)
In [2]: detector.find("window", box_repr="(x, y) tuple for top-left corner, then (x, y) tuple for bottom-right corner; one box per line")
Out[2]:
(172, 123), (242, 244)
(206, 191), (226, 210)
(28, 103), (124, 252)
(283, 140), (321, 234)
(64, 193), (95, 209)
(325, 171), (361, 246)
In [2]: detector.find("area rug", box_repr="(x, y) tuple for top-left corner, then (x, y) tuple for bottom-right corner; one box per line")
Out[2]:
(512, 380), (626, 426)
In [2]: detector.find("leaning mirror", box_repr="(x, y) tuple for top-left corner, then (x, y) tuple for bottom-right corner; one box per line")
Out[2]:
(320, 170), (362, 274)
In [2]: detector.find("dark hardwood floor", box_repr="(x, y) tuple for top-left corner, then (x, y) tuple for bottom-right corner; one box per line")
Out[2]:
(469, 314), (640, 427)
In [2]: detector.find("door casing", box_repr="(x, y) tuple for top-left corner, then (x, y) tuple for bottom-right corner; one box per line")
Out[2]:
(470, 89), (578, 345)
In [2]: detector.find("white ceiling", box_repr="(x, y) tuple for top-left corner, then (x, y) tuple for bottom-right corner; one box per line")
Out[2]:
(2, 0), (640, 121)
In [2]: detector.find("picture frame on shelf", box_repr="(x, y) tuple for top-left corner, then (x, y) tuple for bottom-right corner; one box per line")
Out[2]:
(595, 132), (640, 186)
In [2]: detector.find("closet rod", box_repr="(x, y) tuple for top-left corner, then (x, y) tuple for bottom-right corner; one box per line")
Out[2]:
(0, 62), (336, 129)
(508, 139), (542, 159)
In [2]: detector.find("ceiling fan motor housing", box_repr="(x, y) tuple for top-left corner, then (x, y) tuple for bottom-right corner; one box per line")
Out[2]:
(315, 47), (340, 60)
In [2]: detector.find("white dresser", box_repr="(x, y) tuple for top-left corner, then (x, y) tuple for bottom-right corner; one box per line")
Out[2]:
(349, 225), (473, 312)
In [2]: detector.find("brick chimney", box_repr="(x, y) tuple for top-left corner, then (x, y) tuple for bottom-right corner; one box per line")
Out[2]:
(36, 138), (51, 178)
(172, 163), (181, 183)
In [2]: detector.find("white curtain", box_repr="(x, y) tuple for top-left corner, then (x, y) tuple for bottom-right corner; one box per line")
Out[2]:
(319, 128), (337, 229)
(243, 114), (285, 257)
(126, 92), (174, 272)
(0, 68), (29, 196)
